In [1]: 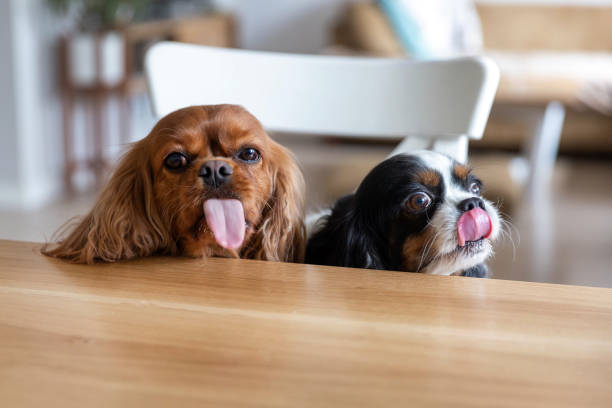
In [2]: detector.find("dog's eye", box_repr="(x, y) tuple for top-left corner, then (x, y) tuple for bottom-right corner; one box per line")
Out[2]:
(406, 192), (432, 211)
(164, 152), (189, 170)
(469, 182), (481, 195)
(236, 147), (261, 163)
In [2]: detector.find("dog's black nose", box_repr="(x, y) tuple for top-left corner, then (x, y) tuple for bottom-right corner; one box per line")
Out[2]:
(199, 160), (233, 187)
(458, 197), (486, 213)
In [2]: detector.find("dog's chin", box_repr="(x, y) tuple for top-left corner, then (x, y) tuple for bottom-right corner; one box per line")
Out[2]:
(420, 238), (493, 276)
(456, 238), (490, 257)
(185, 219), (251, 259)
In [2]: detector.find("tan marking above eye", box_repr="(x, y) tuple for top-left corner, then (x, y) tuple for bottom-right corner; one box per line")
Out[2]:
(453, 164), (470, 180)
(417, 170), (440, 186)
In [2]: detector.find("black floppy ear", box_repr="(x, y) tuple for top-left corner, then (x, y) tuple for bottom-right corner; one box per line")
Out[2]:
(339, 219), (384, 269)
(305, 194), (385, 269)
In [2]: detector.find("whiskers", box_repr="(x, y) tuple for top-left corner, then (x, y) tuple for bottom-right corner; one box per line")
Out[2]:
(416, 222), (442, 272)
(497, 212), (520, 260)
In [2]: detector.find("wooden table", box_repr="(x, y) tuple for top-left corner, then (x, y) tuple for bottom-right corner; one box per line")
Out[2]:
(1, 240), (611, 407)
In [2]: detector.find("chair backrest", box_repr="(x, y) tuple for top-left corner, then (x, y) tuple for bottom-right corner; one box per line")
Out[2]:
(145, 42), (499, 161)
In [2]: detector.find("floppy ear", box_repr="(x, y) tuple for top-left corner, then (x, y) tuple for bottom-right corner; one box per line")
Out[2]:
(305, 194), (385, 269)
(242, 143), (306, 262)
(342, 221), (385, 269)
(42, 142), (175, 264)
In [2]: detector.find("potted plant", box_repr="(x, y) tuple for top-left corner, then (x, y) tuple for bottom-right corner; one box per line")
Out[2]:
(47, 0), (152, 87)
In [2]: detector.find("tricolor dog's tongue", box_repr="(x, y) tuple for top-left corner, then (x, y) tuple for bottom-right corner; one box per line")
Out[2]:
(457, 207), (492, 247)
(203, 199), (245, 250)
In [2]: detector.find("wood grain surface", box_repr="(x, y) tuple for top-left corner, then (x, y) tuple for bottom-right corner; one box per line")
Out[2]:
(1, 240), (611, 407)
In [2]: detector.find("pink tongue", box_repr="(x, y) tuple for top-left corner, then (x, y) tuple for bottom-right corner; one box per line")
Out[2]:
(203, 199), (245, 250)
(457, 207), (492, 247)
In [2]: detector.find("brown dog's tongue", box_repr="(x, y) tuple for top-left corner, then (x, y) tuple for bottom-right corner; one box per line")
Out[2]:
(203, 199), (245, 249)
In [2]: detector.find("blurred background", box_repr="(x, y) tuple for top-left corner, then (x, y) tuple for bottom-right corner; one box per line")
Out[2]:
(1, 0), (611, 287)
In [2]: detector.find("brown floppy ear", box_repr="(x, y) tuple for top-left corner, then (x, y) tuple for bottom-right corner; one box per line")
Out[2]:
(42, 142), (175, 264)
(242, 143), (306, 262)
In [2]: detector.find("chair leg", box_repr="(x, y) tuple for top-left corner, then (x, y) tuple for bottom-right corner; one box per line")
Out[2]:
(432, 136), (468, 163)
(389, 136), (431, 158)
(524, 101), (565, 282)
(389, 136), (469, 164)
(526, 101), (565, 200)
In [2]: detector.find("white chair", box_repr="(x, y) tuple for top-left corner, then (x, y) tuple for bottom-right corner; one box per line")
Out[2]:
(145, 42), (499, 163)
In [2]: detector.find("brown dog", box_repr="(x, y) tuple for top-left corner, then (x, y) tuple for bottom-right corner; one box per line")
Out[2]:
(43, 105), (305, 263)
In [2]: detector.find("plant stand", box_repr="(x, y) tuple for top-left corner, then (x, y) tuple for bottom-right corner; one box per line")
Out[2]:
(60, 30), (130, 192)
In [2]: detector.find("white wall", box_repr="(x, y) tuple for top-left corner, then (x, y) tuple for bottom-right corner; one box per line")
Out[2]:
(0, 0), (64, 209)
(0, 0), (19, 183)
